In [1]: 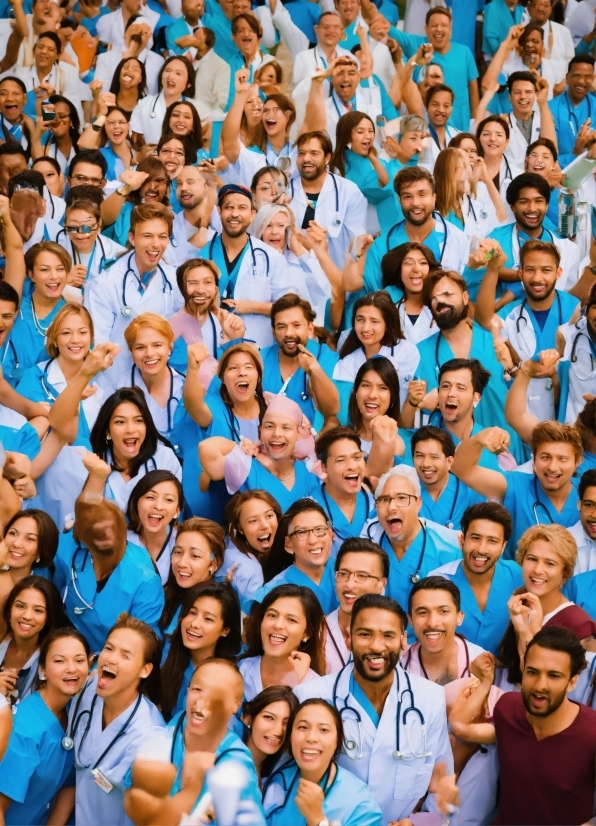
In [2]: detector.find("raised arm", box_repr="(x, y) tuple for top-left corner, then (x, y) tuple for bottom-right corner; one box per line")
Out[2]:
(221, 71), (253, 165)
(448, 676), (496, 746)
(366, 414), (403, 478)
(481, 25), (523, 94)
(269, 0), (309, 59)
(504, 351), (560, 445)
(182, 344), (213, 429)
(297, 344), (340, 418)
(300, 65), (331, 136)
(473, 241), (505, 330)
(0, 195), (26, 300)
(198, 435), (240, 482)
(474, 159), (507, 222)
(536, 78), (557, 149)
(101, 169), (148, 228)
(450, 427), (509, 499)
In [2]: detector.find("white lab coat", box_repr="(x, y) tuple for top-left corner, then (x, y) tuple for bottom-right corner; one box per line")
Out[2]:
(568, 0), (596, 45)
(238, 655), (319, 701)
(288, 172), (367, 270)
(71, 675), (165, 826)
(192, 48), (231, 117)
(504, 108), (542, 169)
(130, 92), (201, 146)
(501, 54), (564, 101)
(321, 83), (386, 151)
(104, 443), (182, 512)
(95, 46), (164, 97)
(291, 42), (352, 88)
(403, 0), (446, 35)
(560, 316), (596, 423)
(15, 61), (84, 124)
(397, 302), (436, 345)
(461, 184), (500, 241)
(568, 520), (596, 575)
(52, 231), (126, 286)
(333, 342), (420, 412)
(115, 366), (184, 435)
(324, 608), (350, 674)
(497, 155), (524, 222)
(95, 5), (160, 50)
(294, 663), (453, 825)
(419, 125), (461, 172)
(45, 190), (66, 223)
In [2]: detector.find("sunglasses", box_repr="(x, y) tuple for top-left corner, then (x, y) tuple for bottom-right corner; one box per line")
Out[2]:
(64, 222), (99, 234)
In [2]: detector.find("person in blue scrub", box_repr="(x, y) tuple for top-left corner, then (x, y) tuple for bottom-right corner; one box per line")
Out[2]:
(524, 138), (561, 230)
(392, 7), (479, 130)
(165, 0), (203, 55)
(482, 0), (524, 59)
(53, 494), (164, 652)
(263, 698), (383, 826)
(452, 422), (583, 554)
(549, 54), (596, 168)
(362, 465), (461, 613)
(431, 502), (523, 654)
(124, 659), (265, 825)
(0, 280), (24, 388)
(262, 294), (339, 426)
(0, 628), (90, 826)
(310, 427), (376, 555)
(411, 426), (485, 530)
(160, 582), (242, 721)
(250, 499), (339, 615)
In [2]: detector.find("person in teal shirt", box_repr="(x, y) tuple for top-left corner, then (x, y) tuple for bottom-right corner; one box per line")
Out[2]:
(165, 0), (203, 54)
(482, 0), (524, 58)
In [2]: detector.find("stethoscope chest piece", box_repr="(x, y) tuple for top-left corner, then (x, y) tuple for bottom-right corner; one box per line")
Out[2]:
(410, 572), (420, 584)
(345, 739), (357, 751)
(121, 306), (133, 318)
(62, 735), (74, 750)
(392, 750), (403, 760)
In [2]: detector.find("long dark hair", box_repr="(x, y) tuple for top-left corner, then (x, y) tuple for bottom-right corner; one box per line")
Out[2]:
(35, 627), (90, 690)
(339, 292), (405, 359)
(348, 356), (401, 433)
(2, 576), (70, 648)
(47, 94), (80, 151)
(126, 470), (184, 536)
(109, 57), (147, 103)
(381, 241), (439, 293)
(89, 387), (172, 479)
(217, 344), (267, 420)
(285, 698), (344, 762)
(330, 111), (375, 178)
(242, 685), (298, 776)
(127, 156), (170, 206)
(251, 93), (295, 154)
(162, 100), (204, 156)
(223, 490), (282, 563)
(4, 509), (59, 569)
(157, 55), (196, 98)
(157, 132), (197, 167)
(160, 581), (241, 721)
(241, 584), (326, 676)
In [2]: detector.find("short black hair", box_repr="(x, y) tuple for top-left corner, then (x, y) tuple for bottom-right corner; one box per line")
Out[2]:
(506, 172), (551, 206)
(579, 468), (596, 501)
(525, 626), (587, 679)
(315, 426), (362, 464)
(35, 31), (62, 52)
(283, 498), (328, 531)
(335, 537), (390, 579)
(68, 149), (108, 179)
(408, 575), (461, 614)
(526, 137), (558, 163)
(507, 70), (537, 93)
(438, 357), (491, 395)
(0, 142), (27, 160)
(460, 502), (513, 542)
(8, 169), (44, 199)
(568, 54), (595, 72)
(0, 279), (19, 310)
(65, 184), (104, 209)
(0, 76), (27, 96)
(411, 425), (455, 459)
(350, 593), (407, 634)
(32, 156), (62, 175)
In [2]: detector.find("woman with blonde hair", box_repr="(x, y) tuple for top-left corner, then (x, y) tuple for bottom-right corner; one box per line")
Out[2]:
(497, 524), (596, 687)
(118, 312), (184, 441)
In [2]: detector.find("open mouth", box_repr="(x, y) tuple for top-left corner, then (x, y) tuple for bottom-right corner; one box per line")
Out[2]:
(8, 549), (25, 561)
(268, 440), (287, 453)
(97, 665), (117, 689)
(529, 576), (547, 587)
(146, 512), (164, 528)
(585, 518), (596, 537)
(300, 748), (322, 761)
(419, 467), (437, 481)
(522, 211), (540, 224)
(386, 516), (403, 533)
(235, 380), (250, 394)
(268, 633), (287, 647)
(344, 472), (360, 487)
(256, 532), (272, 548)
(364, 653), (386, 671)
(185, 627), (203, 642)
(143, 357), (160, 368)
(342, 591), (358, 604)
(423, 630), (445, 643)
(470, 552), (490, 568)
(17, 620), (34, 632)
(363, 401), (379, 413)
(122, 437), (140, 453)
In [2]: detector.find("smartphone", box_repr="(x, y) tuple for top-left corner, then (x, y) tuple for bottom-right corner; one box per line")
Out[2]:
(42, 100), (55, 122)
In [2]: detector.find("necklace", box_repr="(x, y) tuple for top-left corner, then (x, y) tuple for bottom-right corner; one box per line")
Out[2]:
(31, 298), (54, 338)
(276, 460), (295, 482)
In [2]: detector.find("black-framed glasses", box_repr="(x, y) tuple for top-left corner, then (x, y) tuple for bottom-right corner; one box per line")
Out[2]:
(288, 525), (330, 542)
(335, 570), (381, 584)
(375, 493), (418, 509)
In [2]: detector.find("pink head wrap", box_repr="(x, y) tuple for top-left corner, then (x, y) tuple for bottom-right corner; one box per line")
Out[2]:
(262, 393), (317, 462)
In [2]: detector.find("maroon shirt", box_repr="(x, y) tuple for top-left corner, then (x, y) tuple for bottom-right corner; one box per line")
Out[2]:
(543, 604), (596, 640)
(494, 692), (596, 825)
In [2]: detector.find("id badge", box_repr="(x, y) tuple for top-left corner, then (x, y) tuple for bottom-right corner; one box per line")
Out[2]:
(91, 768), (113, 793)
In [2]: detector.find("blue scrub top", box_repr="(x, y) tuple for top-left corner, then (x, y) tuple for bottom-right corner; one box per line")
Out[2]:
(0, 691), (74, 825)
(497, 291), (580, 355)
(310, 484), (376, 554)
(0, 420), (40, 460)
(12, 295), (65, 371)
(249, 559), (339, 615)
(549, 91), (596, 169)
(0, 334), (24, 388)
(52, 534), (165, 652)
(502, 471), (579, 555)
(564, 571), (596, 621)
(100, 143), (127, 182)
(241, 458), (320, 513)
(481, 0), (522, 57)
(419, 472), (485, 531)
(102, 201), (133, 247)
(260, 339), (339, 423)
(436, 558), (523, 654)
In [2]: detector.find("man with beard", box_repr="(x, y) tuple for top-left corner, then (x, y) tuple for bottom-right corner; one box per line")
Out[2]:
(450, 626), (596, 826)
(287, 131), (367, 270)
(464, 172), (579, 302)
(170, 166), (214, 266)
(410, 269), (524, 461)
(362, 166), (470, 295)
(549, 54), (596, 167)
(476, 239), (579, 422)
(294, 593), (452, 824)
(195, 183), (294, 347)
(260, 293), (339, 423)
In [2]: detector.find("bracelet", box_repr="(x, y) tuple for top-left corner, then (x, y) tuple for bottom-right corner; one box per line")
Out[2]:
(115, 188), (128, 197)
(508, 363), (520, 377)
(406, 397), (418, 407)
(519, 361), (533, 378)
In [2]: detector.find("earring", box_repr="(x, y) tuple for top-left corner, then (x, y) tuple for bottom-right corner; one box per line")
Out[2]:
(38, 668), (46, 681)
(106, 434), (112, 441)
(35, 556), (40, 563)
(473, 401), (478, 408)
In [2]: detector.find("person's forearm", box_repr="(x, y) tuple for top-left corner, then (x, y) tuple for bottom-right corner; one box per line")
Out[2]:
(451, 436), (507, 499)
(538, 101), (557, 148)
(13, 2), (28, 38)
(198, 436), (236, 481)
(183, 368), (212, 428)
(370, 155), (389, 187)
(481, 42), (511, 92)
(77, 122), (102, 149)
(46, 787), (75, 826)
(301, 78), (327, 135)
(221, 89), (248, 163)
(475, 87), (494, 126)
(582, 29), (596, 47)
(504, 366), (540, 444)
(474, 263), (499, 330)
(47, 373), (89, 440)
(81, 468), (110, 498)
(366, 437), (395, 478)
(2, 214), (25, 299)
(309, 368), (339, 417)
(481, 177), (507, 222)
(469, 80), (480, 118)
(31, 432), (66, 480)
(0, 476), (21, 530)
(101, 187), (130, 227)
(398, 398), (418, 428)
(0, 30), (23, 72)
(499, 266), (521, 282)
(449, 678), (493, 732)
(0, 381), (45, 420)
(569, 264), (596, 302)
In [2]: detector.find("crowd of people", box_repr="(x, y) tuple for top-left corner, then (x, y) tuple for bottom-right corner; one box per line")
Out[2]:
(0, 0), (595, 822)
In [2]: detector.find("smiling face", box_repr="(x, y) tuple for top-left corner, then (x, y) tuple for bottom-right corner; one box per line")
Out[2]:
(315, 13), (342, 48)
(521, 644), (576, 717)
(222, 350), (259, 406)
(34, 159), (64, 197)
(238, 497), (278, 556)
(55, 311), (91, 364)
(438, 367), (477, 426)
(291, 703), (338, 778)
(409, 587), (463, 658)
(533, 441), (579, 492)
(137, 479), (181, 536)
(218, 193), (254, 239)
(580, 485), (596, 543)
(354, 305), (386, 353)
(296, 138), (330, 182)
(185, 661), (243, 736)
(350, 117), (375, 156)
(376, 473), (421, 543)
(461, 518), (507, 576)
(512, 187), (548, 234)
(5, 516), (39, 572)
(158, 138), (186, 180)
(131, 325), (172, 379)
(253, 171), (283, 209)
(261, 596), (308, 658)
(0, 79), (25, 124)
(161, 59), (190, 98)
(399, 179), (436, 226)
(96, 627), (152, 698)
(520, 250), (561, 303)
(34, 36), (60, 74)
(180, 595), (228, 655)
(42, 636), (89, 699)
(425, 11), (451, 50)
(285, 509), (332, 575)
(567, 61), (594, 103)
(108, 401), (146, 465)
(169, 103), (195, 136)
(273, 305), (312, 357)
(413, 438), (452, 490)
(262, 99), (290, 140)
(30, 250), (68, 302)
(334, 550), (386, 614)
(183, 263), (216, 316)
(10, 587), (47, 643)
(525, 144), (555, 177)
(129, 217), (169, 272)
(260, 412), (299, 462)
(331, 61), (360, 102)
(510, 79), (537, 119)
(351, 606), (403, 681)
(105, 110), (129, 146)
(0, 298), (17, 348)
(177, 167), (207, 212)
(64, 206), (100, 253)
(171, 531), (216, 588)
(521, 29), (544, 65)
(479, 121), (508, 159)
(49, 101), (72, 140)
(263, 211), (291, 251)
(429, 276), (469, 331)
(323, 438), (366, 498)
(355, 369), (391, 423)
(427, 90), (453, 128)
(247, 699), (291, 755)
(232, 18), (260, 57)
(120, 59), (143, 89)
(521, 538), (566, 599)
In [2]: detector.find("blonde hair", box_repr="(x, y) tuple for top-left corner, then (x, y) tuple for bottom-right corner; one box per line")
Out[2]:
(434, 148), (465, 223)
(515, 524), (577, 583)
(124, 312), (174, 351)
(531, 421), (584, 462)
(176, 517), (225, 572)
(46, 304), (94, 359)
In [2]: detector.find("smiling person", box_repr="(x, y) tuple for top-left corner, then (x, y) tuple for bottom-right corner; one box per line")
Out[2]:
(168, 170), (217, 267)
(0, 629), (90, 826)
(78, 102), (134, 182)
(125, 470), (184, 585)
(567, 469), (596, 575)
(324, 538), (388, 673)
(70, 614), (165, 826)
(160, 517), (225, 639)
(419, 84), (461, 170)
(162, 102), (206, 165)
(239, 583), (325, 700)
(108, 58), (148, 117)
(161, 581), (241, 721)
(31, 94), (80, 176)
(0, 577), (69, 706)
(549, 55), (596, 167)
(94, 15), (164, 98)
(241, 685), (298, 781)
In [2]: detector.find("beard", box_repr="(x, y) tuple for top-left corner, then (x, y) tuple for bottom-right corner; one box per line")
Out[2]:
(432, 302), (468, 330)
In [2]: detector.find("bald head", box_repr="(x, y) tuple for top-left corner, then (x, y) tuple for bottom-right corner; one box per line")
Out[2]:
(177, 166), (206, 211)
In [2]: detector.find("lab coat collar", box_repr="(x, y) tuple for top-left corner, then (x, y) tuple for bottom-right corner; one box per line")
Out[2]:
(334, 661), (403, 752)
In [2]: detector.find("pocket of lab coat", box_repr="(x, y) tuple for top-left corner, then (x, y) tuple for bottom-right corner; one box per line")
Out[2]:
(393, 762), (433, 800)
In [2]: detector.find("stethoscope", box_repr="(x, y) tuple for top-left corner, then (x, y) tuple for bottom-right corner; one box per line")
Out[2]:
(262, 759), (336, 816)
(465, 195), (488, 231)
(532, 474), (555, 525)
(321, 484), (370, 539)
(280, 341), (322, 402)
(565, 91), (592, 137)
(121, 252), (173, 318)
(402, 633), (471, 680)
(62, 543), (95, 615)
(208, 234), (270, 294)
(67, 689), (143, 769)
(41, 357), (59, 401)
(56, 229), (108, 274)
(507, 111), (539, 143)
(290, 175), (341, 226)
(511, 225), (555, 269)
(149, 92), (186, 119)
(332, 664), (430, 761)
(514, 293), (562, 367)
(386, 212), (448, 262)
(0, 337), (18, 377)
(29, 298), (54, 341)
(500, 155), (513, 187)
(367, 519), (428, 584)
(570, 322), (596, 380)
(131, 363), (178, 434)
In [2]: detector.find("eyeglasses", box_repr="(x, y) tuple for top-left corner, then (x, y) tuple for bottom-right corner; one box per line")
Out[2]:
(159, 148), (185, 158)
(581, 500), (596, 512)
(335, 570), (381, 584)
(53, 114), (71, 122)
(375, 494), (418, 509)
(288, 525), (330, 541)
(70, 174), (103, 186)
(64, 222), (99, 235)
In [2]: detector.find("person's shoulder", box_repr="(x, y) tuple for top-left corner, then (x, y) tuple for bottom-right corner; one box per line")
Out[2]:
(123, 540), (162, 578)
(406, 669), (447, 704)
(494, 688), (522, 718)
(293, 671), (336, 701)
(576, 701), (596, 732)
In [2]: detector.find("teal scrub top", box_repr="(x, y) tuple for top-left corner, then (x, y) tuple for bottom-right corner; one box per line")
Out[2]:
(249, 558), (339, 615)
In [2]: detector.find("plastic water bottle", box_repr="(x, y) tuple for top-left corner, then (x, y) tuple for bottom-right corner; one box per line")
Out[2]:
(558, 188), (577, 238)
